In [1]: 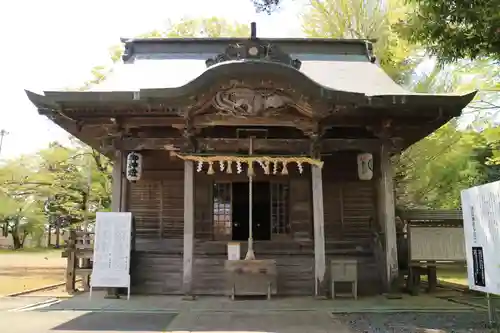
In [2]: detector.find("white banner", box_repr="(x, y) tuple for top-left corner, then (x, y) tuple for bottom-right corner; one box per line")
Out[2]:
(461, 181), (500, 295)
(90, 212), (132, 299)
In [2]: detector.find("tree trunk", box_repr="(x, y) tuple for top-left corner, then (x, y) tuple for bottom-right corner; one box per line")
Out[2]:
(47, 224), (52, 247)
(10, 218), (23, 250)
(11, 231), (23, 249)
(55, 219), (60, 248)
(20, 230), (28, 247)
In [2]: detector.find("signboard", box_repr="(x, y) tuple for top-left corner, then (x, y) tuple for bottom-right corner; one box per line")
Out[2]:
(227, 242), (240, 261)
(90, 212), (132, 299)
(410, 227), (465, 261)
(461, 181), (500, 295)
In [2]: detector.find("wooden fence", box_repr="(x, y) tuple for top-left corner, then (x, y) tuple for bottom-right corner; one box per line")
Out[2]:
(63, 230), (94, 293)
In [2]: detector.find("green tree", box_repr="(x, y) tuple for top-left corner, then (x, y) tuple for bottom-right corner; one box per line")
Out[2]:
(163, 17), (250, 38)
(0, 156), (46, 249)
(395, 123), (489, 209)
(81, 17), (250, 90)
(301, 0), (420, 83)
(0, 143), (112, 249)
(397, 0), (500, 62)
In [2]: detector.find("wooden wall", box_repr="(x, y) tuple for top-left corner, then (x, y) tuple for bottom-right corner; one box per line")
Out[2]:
(128, 150), (380, 295)
(131, 240), (381, 295)
(128, 151), (376, 242)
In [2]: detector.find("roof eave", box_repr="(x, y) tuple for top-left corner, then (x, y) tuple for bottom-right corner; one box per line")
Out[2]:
(367, 91), (477, 115)
(120, 37), (378, 45)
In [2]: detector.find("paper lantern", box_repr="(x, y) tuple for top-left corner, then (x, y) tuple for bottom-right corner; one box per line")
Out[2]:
(357, 153), (373, 180)
(126, 152), (143, 182)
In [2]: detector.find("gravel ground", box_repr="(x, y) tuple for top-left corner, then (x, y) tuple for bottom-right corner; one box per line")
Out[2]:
(337, 312), (496, 333)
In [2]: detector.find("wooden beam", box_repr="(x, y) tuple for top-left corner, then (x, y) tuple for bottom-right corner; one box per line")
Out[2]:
(182, 160), (195, 297)
(110, 137), (402, 153)
(193, 114), (312, 129)
(312, 165), (327, 297)
(376, 143), (399, 292)
(77, 116), (186, 127)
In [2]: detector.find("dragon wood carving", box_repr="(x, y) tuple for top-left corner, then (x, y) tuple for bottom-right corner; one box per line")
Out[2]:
(211, 88), (312, 117)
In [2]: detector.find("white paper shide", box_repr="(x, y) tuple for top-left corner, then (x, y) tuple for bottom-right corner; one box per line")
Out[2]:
(461, 181), (500, 295)
(90, 212), (132, 299)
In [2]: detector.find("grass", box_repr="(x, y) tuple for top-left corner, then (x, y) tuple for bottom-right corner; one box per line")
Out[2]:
(437, 267), (468, 286)
(0, 248), (66, 296)
(0, 247), (62, 254)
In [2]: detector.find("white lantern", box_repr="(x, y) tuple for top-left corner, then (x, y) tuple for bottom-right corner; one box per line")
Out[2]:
(357, 152), (373, 181)
(126, 152), (143, 182)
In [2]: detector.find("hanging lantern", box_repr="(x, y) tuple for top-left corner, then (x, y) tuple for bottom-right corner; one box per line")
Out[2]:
(126, 152), (143, 182)
(357, 152), (373, 180)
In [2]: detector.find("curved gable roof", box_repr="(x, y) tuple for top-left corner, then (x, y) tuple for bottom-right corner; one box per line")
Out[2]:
(89, 54), (407, 96)
(25, 37), (476, 117)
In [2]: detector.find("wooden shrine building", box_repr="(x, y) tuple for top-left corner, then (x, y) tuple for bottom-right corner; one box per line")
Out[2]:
(26, 24), (475, 297)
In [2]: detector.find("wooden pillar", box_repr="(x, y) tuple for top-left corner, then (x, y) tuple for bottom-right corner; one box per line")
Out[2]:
(377, 143), (399, 291)
(182, 160), (195, 297)
(120, 159), (128, 211)
(111, 151), (124, 212)
(312, 165), (327, 297)
(105, 150), (124, 299)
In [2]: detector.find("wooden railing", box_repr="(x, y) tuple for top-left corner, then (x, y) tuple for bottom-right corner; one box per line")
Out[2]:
(63, 230), (94, 293)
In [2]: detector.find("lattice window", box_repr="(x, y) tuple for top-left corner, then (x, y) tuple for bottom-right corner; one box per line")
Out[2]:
(213, 182), (232, 237)
(271, 182), (290, 235)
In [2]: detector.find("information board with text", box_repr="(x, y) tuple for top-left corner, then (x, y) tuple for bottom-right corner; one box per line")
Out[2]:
(461, 181), (500, 295)
(90, 212), (132, 298)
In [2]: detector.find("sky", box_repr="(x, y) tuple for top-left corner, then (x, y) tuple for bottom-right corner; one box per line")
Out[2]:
(0, 0), (305, 160)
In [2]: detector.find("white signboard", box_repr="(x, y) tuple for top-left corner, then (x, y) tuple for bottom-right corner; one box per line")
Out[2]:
(227, 242), (240, 261)
(410, 227), (466, 261)
(90, 212), (132, 299)
(461, 181), (500, 295)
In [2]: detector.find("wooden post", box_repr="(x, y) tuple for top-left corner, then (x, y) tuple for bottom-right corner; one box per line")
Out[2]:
(377, 143), (399, 291)
(120, 161), (128, 211)
(182, 160), (195, 297)
(111, 151), (124, 212)
(312, 165), (327, 297)
(105, 151), (124, 299)
(427, 262), (437, 292)
(159, 181), (164, 239)
(65, 230), (76, 293)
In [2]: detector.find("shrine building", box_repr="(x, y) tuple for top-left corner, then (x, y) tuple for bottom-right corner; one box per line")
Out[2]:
(26, 24), (475, 297)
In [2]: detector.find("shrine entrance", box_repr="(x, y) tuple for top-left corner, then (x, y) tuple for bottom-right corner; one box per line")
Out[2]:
(212, 180), (290, 241)
(232, 181), (271, 241)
